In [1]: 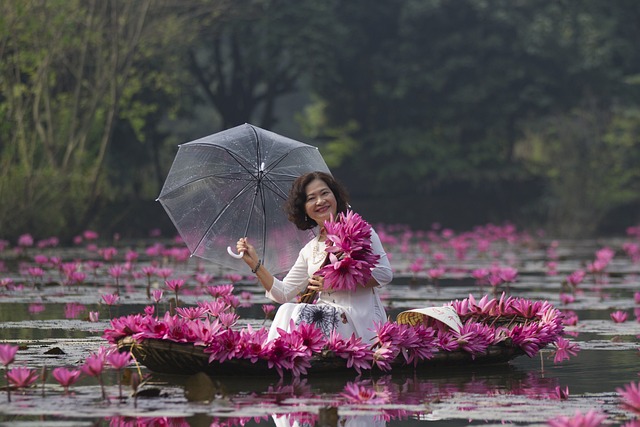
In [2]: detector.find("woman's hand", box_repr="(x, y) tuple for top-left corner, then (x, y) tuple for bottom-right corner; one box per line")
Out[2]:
(236, 238), (259, 269)
(307, 274), (325, 293)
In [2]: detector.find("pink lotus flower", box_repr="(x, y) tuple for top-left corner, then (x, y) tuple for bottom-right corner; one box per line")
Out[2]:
(83, 230), (99, 240)
(595, 247), (615, 263)
(372, 343), (395, 372)
(101, 293), (119, 306)
(166, 278), (186, 305)
(6, 366), (39, 388)
(262, 304), (276, 317)
(217, 312), (239, 328)
(156, 267), (174, 279)
(409, 257), (424, 274)
(195, 273), (213, 286)
(207, 328), (242, 363)
(108, 264), (126, 279)
(81, 352), (105, 377)
(617, 381), (640, 415)
(152, 289), (164, 303)
(291, 322), (326, 354)
(262, 321), (314, 377)
(0, 344), (18, 366)
(340, 382), (390, 404)
(566, 270), (586, 287)
(51, 367), (82, 393)
(107, 350), (132, 370)
(64, 302), (86, 319)
(89, 311), (100, 322)
(99, 247), (118, 261)
(454, 322), (492, 357)
(326, 331), (373, 374)
(17, 233), (34, 247)
(317, 210), (380, 291)
(472, 268), (489, 285)
(547, 409), (606, 427)
(552, 385), (570, 400)
(499, 267), (518, 282)
(206, 284), (234, 298)
(125, 250), (139, 263)
(427, 267), (446, 280)
(562, 310), (579, 326)
(552, 337), (580, 363)
(559, 293), (575, 305)
(237, 325), (269, 363)
(611, 310), (628, 323)
(198, 300), (229, 317)
(175, 306), (208, 320)
(225, 273), (243, 283)
(27, 267), (44, 279)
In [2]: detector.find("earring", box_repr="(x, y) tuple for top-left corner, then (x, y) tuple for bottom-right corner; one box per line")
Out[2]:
(305, 215), (309, 222)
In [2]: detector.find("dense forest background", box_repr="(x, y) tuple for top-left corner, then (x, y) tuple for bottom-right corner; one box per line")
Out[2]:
(1, 0), (640, 242)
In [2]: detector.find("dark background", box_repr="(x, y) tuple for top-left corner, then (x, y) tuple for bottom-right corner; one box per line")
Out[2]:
(1, 0), (639, 242)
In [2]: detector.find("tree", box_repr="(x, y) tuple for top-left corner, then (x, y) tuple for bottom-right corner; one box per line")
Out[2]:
(0, 0), (184, 238)
(184, 0), (337, 130)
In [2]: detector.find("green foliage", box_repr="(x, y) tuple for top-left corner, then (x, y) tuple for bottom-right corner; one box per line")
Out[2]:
(518, 102), (640, 237)
(2, 0), (640, 238)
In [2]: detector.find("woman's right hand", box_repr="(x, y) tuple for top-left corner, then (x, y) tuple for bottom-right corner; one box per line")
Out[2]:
(236, 237), (259, 267)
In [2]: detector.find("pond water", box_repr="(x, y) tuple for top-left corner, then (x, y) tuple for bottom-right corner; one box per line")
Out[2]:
(0, 226), (639, 426)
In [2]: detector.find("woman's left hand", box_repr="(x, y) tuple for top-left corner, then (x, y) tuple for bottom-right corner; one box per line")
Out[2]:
(307, 274), (325, 292)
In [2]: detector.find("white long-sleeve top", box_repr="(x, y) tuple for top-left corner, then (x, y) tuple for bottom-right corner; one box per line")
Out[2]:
(265, 228), (392, 343)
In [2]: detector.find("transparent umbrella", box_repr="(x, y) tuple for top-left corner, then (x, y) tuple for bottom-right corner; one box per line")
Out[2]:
(157, 123), (331, 274)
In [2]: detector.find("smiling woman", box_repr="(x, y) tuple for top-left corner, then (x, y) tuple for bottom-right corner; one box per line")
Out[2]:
(236, 171), (393, 344)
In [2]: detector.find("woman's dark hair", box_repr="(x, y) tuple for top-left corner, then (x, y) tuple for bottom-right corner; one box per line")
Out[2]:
(285, 171), (350, 230)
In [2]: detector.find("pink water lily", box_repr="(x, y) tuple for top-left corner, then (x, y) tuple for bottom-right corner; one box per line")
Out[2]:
(106, 350), (131, 370)
(206, 284), (234, 298)
(326, 330), (373, 374)
(552, 337), (580, 363)
(547, 409), (606, 427)
(51, 367), (82, 393)
(6, 366), (39, 389)
(566, 270), (586, 288)
(101, 293), (119, 306)
(611, 310), (628, 323)
(317, 210), (380, 291)
(340, 382), (390, 404)
(0, 344), (18, 366)
(617, 381), (640, 416)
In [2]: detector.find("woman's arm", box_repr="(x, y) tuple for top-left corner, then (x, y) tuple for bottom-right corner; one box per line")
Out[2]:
(236, 238), (274, 291)
(367, 229), (393, 287)
(236, 237), (311, 303)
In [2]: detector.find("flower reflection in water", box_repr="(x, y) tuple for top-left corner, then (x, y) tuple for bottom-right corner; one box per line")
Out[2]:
(102, 370), (566, 427)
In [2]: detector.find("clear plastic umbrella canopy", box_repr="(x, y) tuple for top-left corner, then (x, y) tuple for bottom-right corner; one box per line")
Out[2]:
(157, 123), (331, 274)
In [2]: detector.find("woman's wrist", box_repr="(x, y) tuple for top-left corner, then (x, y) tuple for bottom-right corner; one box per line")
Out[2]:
(251, 259), (262, 274)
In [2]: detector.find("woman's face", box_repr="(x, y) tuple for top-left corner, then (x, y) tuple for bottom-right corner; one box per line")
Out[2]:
(304, 178), (337, 227)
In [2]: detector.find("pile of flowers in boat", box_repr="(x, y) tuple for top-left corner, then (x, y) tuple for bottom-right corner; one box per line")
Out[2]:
(105, 291), (567, 377)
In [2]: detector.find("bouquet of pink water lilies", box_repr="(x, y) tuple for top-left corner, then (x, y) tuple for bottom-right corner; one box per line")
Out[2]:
(316, 210), (380, 292)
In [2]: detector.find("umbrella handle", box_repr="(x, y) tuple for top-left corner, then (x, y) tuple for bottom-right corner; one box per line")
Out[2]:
(227, 246), (245, 259)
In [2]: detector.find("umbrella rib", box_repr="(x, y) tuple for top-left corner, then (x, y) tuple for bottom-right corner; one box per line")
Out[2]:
(192, 180), (256, 255)
(258, 181), (268, 263)
(159, 173), (253, 200)
(262, 146), (320, 177)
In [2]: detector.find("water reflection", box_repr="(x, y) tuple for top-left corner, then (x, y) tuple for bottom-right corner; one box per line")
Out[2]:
(2, 231), (640, 425)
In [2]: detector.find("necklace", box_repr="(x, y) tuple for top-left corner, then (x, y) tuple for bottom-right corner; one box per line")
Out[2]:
(312, 238), (327, 264)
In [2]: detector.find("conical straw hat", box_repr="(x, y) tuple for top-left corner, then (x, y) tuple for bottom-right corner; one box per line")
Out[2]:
(396, 306), (462, 333)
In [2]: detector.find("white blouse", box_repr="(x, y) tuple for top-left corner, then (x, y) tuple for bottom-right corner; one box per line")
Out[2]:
(265, 228), (392, 343)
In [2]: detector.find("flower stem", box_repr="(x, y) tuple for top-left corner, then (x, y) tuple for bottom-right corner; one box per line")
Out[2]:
(5, 366), (10, 402)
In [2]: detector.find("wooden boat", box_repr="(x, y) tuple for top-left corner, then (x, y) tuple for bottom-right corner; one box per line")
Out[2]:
(111, 296), (564, 377)
(117, 336), (526, 377)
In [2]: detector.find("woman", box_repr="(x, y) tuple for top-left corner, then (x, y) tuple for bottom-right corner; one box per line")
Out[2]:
(236, 171), (393, 344)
